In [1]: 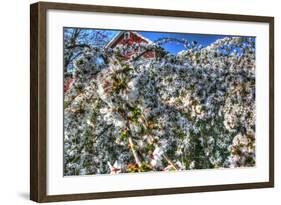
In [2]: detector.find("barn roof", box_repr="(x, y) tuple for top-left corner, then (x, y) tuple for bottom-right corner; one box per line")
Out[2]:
(104, 31), (154, 49)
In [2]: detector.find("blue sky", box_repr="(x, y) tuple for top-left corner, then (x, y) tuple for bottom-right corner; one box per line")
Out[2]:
(64, 28), (255, 55)
(64, 28), (255, 73)
(139, 31), (229, 54)
(102, 30), (230, 54)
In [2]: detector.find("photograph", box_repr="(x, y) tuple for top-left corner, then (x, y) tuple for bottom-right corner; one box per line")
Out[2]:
(29, 2), (274, 202)
(63, 28), (256, 176)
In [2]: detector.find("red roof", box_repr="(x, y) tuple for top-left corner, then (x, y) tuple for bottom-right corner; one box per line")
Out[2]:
(105, 31), (155, 59)
(105, 31), (153, 49)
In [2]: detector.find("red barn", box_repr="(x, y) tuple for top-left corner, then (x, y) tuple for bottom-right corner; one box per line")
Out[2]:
(64, 32), (157, 93)
(105, 31), (156, 60)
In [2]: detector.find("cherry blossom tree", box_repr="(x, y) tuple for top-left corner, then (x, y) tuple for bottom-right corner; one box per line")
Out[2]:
(63, 33), (256, 176)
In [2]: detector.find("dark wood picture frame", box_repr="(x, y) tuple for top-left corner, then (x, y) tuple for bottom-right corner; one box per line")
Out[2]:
(30, 1), (274, 202)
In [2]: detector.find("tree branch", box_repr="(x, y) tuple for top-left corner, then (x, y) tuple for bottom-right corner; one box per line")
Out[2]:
(66, 44), (91, 49)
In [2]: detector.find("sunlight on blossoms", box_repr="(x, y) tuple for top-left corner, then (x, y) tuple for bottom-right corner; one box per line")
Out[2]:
(63, 28), (256, 176)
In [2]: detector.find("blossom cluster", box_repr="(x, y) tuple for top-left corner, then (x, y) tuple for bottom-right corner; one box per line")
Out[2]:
(63, 35), (256, 176)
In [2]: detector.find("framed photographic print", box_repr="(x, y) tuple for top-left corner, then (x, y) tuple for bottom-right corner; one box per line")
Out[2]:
(30, 1), (274, 202)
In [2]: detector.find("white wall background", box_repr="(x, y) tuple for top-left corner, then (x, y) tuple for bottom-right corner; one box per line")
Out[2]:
(0, 0), (279, 204)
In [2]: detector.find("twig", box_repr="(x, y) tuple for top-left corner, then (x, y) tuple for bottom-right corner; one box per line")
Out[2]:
(128, 137), (142, 167)
(163, 154), (178, 170)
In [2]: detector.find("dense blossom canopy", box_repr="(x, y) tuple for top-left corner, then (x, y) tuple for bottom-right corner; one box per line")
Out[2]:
(63, 35), (256, 176)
